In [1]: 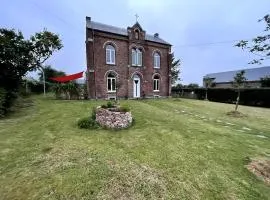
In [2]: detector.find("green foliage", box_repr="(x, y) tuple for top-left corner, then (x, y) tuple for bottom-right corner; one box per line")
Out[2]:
(91, 107), (97, 120)
(77, 117), (98, 129)
(0, 28), (62, 117)
(0, 88), (17, 118)
(38, 65), (65, 83)
(119, 105), (131, 112)
(233, 70), (247, 89)
(101, 104), (107, 109)
(107, 101), (114, 108)
(187, 83), (199, 89)
(260, 75), (270, 87)
(51, 82), (80, 100)
(235, 14), (270, 64)
(203, 77), (215, 88)
(171, 53), (181, 85)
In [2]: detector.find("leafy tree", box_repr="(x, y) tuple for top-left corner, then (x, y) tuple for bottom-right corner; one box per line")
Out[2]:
(171, 53), (181, 85)
(232, 70), (247, 111)
(203, 77), (215, 100)
(187, 83), (199, 89)
(0, 28), (62, 117)
(235, 14), (270, 64)
(260, 75), (270, 87)
(38, 65), (65, 83)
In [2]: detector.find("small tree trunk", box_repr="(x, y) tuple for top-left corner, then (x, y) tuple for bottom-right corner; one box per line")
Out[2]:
(205, 89), (208, 100)
(235, 90), (240, 111)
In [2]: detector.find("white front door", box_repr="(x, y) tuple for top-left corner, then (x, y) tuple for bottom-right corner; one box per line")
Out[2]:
(133, 75), (140, 98)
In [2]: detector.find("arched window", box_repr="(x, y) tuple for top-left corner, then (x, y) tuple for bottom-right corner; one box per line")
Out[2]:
(107, 73), (116, 92)
(153, 75), (160, 91)
(154, 52), (160, 68)
(131, 48), (142, 66)
(106, 45), (115, 64)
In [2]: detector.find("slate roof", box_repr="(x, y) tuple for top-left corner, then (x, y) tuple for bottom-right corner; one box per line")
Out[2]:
(204, 66), (270, 82)
(86, 20), (171, 45)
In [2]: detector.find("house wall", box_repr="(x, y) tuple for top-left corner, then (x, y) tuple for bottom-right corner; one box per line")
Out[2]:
(86, 28), (171, 99)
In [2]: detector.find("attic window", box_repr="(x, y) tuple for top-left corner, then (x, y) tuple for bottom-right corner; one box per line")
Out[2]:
(135, 30), (139, 39)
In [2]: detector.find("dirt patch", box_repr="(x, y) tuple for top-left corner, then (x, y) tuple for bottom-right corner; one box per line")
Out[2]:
(226, 111), (246, 118)
(246, 158), (270, 185)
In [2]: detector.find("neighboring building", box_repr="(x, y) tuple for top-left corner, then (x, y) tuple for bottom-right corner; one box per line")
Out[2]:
(203, 66), (270, 88)
(85, 17), (172, 99)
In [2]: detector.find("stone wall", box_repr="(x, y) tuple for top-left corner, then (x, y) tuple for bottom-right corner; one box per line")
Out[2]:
(96, 108), (132, 129)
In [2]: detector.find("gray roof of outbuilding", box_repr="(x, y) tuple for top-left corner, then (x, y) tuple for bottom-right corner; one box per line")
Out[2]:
(86, 20), (171, 45)
(204, 66), (270, 82)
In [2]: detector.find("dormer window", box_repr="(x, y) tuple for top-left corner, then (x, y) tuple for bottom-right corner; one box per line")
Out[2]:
(135, 30), (139, 39)
(132, 48), (142, 66)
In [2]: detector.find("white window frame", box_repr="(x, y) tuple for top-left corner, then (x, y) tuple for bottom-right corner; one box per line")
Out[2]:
(153, 76), (160, 91)
(154, 52), (160, 68)
(107, 74), (116, 92)
(106, 45), (115, 65)
(131, 48), (142, 66)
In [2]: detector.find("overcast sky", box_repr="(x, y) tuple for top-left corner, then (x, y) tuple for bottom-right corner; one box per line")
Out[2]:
(1, 0), (270, 85)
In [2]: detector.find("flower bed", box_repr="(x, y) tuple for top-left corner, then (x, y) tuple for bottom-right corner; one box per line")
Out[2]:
(95, 106), (132, 129)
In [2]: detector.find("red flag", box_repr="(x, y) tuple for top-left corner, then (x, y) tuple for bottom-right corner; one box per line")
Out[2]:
(50, 71), (84, 83)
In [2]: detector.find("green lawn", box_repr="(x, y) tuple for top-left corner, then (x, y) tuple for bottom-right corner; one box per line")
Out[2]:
(0, 96), (270, 200)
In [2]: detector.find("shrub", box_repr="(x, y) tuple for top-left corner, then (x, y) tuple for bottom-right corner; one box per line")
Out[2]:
(107, 101), (114, 108)
(77, 117), (99, 129)
(91, 107), (97, 120)
(119, 105), (130, 112)
(101, 104), (107, 109)
(0, 88), (17, 118)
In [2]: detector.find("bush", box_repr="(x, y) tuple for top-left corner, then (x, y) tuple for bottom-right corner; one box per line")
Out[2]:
(119, 105), (130, 112)
(0, 88), (17, 118)
(77, 117), (99, 129)
(107, 101), (114, 108)
(101, 104), (107, 109)
(91, 107), (97, 120)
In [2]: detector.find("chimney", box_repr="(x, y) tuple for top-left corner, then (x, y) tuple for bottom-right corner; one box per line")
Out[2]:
(86, 16), (91, 21)
(154, 33), (159, 37)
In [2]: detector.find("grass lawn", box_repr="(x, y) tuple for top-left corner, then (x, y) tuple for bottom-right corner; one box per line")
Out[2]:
(0, 96), (270, 200)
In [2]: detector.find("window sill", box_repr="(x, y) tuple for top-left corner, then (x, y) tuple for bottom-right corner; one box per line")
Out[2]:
(131, 65), (143, 67)
(154, 67), (160, 69)
(106, 63), (116, 66)
(107, 91), (116, 93)
(153, 90), (160, 92)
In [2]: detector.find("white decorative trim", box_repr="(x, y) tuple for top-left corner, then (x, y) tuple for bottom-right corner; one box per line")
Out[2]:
(104, 70), (119, 79)
(152, 49), (162, 56)
(130, 71), (143, 79)
(129, 44), (145, 52)
(152, 73), (162, 80)
(103, 40), (118, 50)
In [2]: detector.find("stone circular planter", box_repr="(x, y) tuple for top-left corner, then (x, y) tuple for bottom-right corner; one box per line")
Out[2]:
(95, 107), (133, 129)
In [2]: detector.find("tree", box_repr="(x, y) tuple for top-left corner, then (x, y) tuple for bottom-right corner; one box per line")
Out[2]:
(0, 28), (62, 117)
(38, 65), (65, 83)
(235, 14), (270, 64)
(260, 75), (270, 87)
(171, 54), (181, 85)
(187, 83), (199, 89)
(232, 70), (247, 111)
(203, 77), (215, 100)
(31, 29), (63, 95)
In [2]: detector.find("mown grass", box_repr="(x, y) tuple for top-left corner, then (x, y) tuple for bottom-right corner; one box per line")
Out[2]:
(0, 96), (270, 200)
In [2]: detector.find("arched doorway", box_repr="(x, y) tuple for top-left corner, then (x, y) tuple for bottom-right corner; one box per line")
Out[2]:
(133, 74), (141, 98)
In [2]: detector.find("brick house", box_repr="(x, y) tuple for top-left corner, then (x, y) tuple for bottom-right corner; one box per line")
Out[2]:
(85, 16), (172, 99)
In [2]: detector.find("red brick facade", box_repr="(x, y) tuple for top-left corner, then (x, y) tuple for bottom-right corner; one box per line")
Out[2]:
(86, 17), (172, 99)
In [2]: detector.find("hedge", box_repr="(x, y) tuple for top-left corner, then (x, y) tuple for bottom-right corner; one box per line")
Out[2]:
(171, 88), (270, 108)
